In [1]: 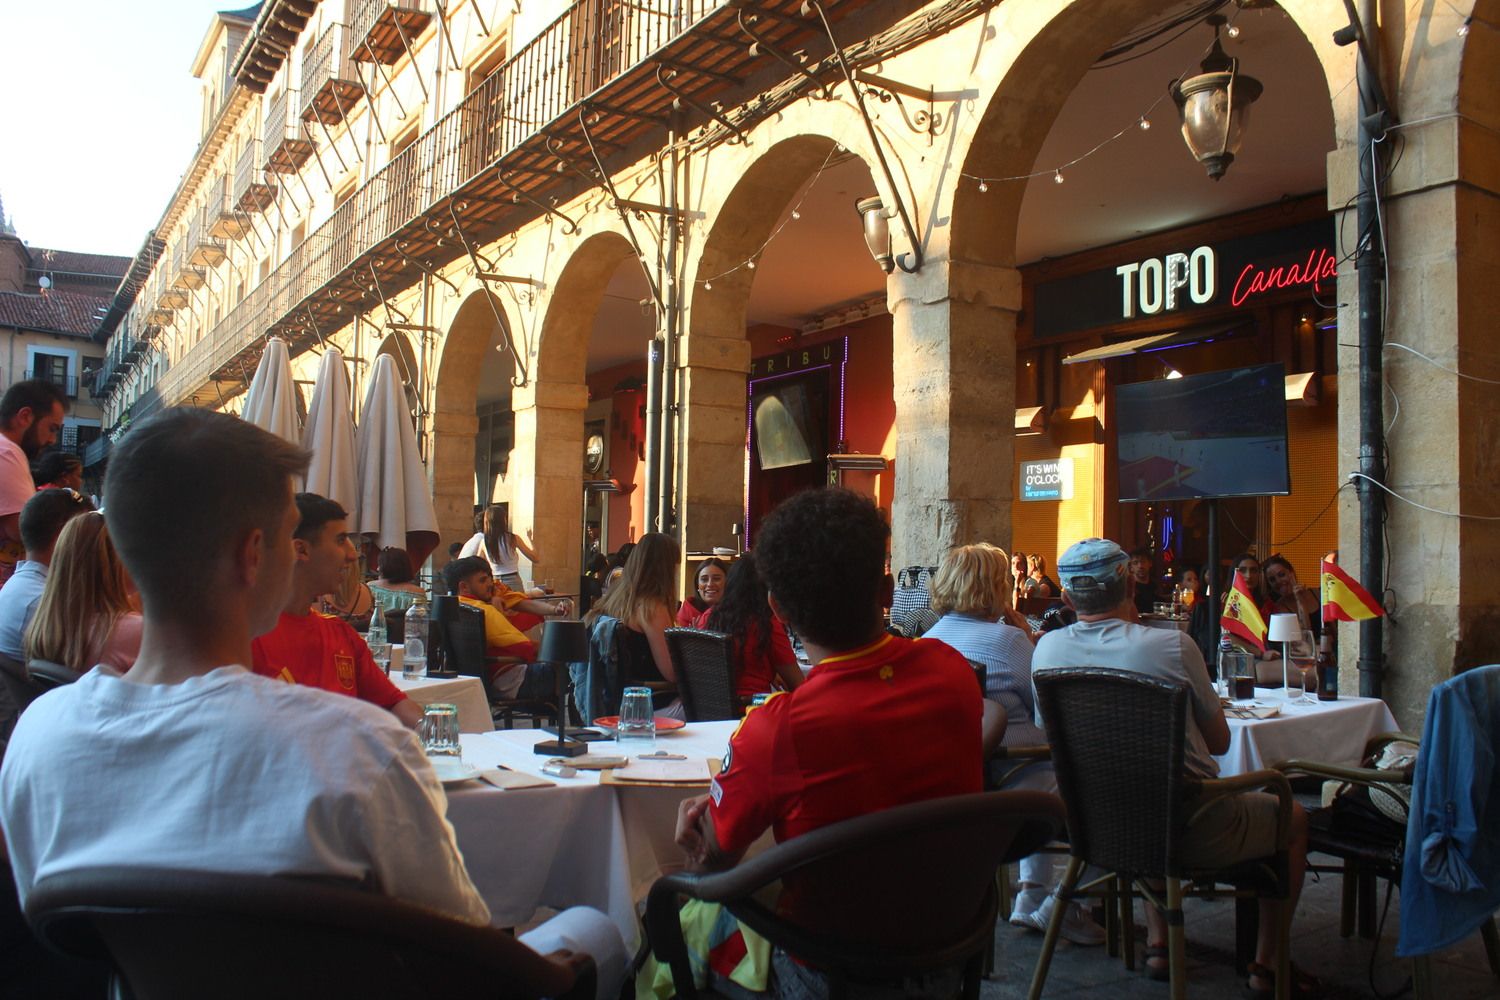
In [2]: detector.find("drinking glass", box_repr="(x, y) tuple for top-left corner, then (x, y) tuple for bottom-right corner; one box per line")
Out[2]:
(617, 686), (656, 748)
(1292, 630), (1318, 704)
(1230, 651), (1257, 702)
(420, 703), (461, 757)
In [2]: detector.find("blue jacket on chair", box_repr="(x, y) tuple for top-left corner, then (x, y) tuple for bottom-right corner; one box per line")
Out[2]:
(570, 615), (622, 725)
(1397, 664), (1500, 956)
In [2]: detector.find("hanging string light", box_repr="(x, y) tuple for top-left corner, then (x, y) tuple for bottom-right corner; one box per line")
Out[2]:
(695, 145), (839, 288)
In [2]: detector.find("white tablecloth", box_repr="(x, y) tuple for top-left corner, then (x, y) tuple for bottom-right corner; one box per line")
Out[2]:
(392, 674), (493, 733)
(446, 721), (740, 950)
(1215, 695), (1400, 777)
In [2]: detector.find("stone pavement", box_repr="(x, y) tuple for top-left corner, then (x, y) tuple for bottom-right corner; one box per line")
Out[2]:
(983, 863), (1499, 999)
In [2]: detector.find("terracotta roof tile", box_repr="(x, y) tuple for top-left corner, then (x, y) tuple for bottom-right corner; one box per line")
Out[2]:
(25, 247), (132, 279)
(0, 289), (110, 338)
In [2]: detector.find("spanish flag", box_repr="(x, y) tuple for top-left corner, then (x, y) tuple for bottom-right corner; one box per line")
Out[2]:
(1321, 559), (1385, 621)
(1221, 570), (1268, 652)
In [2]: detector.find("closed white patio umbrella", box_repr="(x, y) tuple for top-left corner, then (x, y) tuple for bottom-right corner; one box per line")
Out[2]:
(301, 348), (358, 515)
(355, 353), (439, 567)
(239, 337), (300, 446)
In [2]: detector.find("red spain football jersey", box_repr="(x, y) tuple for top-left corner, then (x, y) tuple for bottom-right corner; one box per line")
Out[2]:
(251, 611), (406, 710)
(708, 633), (983, 857)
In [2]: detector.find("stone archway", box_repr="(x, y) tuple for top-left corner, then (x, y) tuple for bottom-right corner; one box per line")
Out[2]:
(430, 289), (512, 560)
(682, 133), (885, 555)
(517, 230), (640, 594)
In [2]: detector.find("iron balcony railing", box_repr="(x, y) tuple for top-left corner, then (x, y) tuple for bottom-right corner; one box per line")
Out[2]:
(160, 0), (717, 408)
(348, 0), (435, 64)
(25, 370), (79, 398)
(233, 139), (276, 213)
(301, 23), (363, 125)
(187, 206), (227, 267)
(262, 88), (313, 173)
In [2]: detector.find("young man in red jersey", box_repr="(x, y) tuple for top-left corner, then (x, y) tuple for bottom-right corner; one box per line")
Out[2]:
(673, 488), (989, 995)
(252, 493), (422, 728)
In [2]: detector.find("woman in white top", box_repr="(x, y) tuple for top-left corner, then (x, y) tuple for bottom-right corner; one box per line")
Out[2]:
(459, 503), (539, 591)
(924, 542), (1104, 946)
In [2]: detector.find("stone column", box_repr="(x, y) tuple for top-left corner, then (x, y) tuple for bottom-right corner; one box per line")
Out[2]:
(510, 379), (589, 594)
(676, 332), (752, 562)
(888, 258), (1021, 569)
(1331, 111), (1500, 729)
(428, 408), (479, 564)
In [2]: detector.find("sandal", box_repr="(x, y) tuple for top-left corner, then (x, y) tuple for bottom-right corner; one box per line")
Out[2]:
(1245, 961), (1323, 998)
(1143, 944), (1171, 982)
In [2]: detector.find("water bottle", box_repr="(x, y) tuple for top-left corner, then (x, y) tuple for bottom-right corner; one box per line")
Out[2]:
(1216, 634), (1235, 699)
(366, 606), (390, 675)
(404, 595), (430, 680)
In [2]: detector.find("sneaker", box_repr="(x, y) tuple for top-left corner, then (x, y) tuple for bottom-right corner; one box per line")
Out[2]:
(1017, 895), (1107, 946)
(1008, 886), (1048, 927)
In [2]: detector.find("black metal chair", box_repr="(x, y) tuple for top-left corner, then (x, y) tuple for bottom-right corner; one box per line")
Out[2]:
(0, 651), (43, 756)
(645, 790), (1065, 1000)
(26, 866), (595, 1000)
(1028, 668), (1297, 1000)
(1280, 732), (1500, 997)
(664, 627), (739, 722)
(27, 658), (83, 692)
(439, 600), (557, 730)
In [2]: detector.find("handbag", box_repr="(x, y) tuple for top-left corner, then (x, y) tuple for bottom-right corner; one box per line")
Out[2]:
(889, 566), (940, 638)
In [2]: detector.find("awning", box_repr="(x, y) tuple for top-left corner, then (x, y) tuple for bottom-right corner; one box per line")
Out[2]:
(1061, 321), (1246, 365)
(240, 337), (301, 445)
(302, 348), (358, 515)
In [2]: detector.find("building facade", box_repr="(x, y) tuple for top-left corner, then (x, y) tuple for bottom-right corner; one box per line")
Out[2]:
(92, 0), (1500, 729)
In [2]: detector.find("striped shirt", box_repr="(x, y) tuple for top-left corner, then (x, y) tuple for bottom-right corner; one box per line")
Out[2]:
(924, 613), (1044, 746)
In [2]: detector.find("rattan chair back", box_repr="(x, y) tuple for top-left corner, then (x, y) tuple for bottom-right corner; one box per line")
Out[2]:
(27, 659), (82, 692)
(664, 627), (739, 721)
(1034, 667), (1191, 878)
(26, 866), (594, 1000)
(646, 790), (1064, 994)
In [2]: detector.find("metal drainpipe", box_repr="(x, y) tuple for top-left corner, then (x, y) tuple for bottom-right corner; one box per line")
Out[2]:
(659, 121), (682, 540)
(644, 337), (663, 534)
(1355, 0), (1386, 699)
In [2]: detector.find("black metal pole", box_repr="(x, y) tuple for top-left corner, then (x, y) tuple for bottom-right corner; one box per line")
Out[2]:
(1355, 0), (1386, 699)
(1207, 498), (1220, 658)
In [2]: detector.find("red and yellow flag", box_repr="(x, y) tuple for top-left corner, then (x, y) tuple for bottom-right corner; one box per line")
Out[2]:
(1221, 570), (1268, 652)
(1321, 560), (1384, 622)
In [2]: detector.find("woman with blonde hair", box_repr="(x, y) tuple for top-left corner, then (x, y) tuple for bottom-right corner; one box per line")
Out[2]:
(586, 532), (680, 709)
(25, 511), (142, 673)
(1025, 552), (1059, 598)
(923, 542), (1104, 946)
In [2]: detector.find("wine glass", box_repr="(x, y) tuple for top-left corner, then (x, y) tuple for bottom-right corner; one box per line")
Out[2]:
(1292, 629), (1318, 703)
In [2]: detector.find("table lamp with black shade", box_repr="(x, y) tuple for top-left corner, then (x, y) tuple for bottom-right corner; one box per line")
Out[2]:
(533, 619), (591, 757)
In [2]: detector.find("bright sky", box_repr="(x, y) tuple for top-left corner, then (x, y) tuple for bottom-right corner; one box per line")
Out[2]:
(0, 1), (220, 258)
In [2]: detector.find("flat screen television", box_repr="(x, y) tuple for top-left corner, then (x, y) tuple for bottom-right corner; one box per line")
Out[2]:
(1115, 363), (1290, 502)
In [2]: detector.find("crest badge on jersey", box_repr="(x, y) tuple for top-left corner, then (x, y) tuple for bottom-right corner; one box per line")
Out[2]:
(335, 653), (356, 690)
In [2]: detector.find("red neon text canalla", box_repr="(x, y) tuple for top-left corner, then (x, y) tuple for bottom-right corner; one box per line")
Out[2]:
(1231, 248), (1337, 307)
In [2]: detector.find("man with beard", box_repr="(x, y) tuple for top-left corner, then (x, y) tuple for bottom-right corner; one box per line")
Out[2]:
(0, 380), (68, 587)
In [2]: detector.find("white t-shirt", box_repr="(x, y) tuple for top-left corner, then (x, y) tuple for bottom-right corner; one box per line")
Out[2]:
(0, 435), (34, 586)
(1031, 617), (1222, 778)
(0, 665), (489, 924)
(459, 531), (520, 580)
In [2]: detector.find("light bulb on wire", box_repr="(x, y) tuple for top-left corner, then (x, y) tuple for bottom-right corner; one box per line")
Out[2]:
(1227, 24), (1241, 38)
(1053, 170), (1065, 185)
(1138, 117), (1151, 130)
(978, 180), (989, 193)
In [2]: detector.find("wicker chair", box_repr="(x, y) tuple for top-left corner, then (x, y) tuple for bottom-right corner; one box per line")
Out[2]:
(27, 658), (83, 691)
(26, 866), (595, 1000)
(1028, 668), (1296, 1000)
(438, 600), (556, 730)
(645, 790), (1066, 1000)
(1279, 733), (1500, 997)
(664, 627), (739, 722)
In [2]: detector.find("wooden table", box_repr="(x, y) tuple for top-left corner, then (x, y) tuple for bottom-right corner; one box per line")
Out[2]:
(446, 721), (740, 949)
(1215, 694), (1399, 777)
(391, 673), (493, 733)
